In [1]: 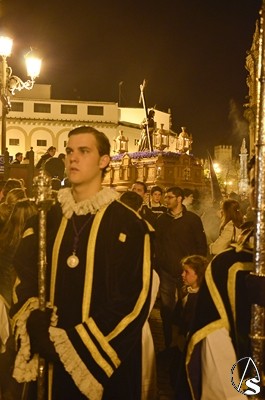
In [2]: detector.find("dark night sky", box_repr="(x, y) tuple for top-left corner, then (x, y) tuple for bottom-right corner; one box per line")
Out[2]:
(0, 0), (261, 157)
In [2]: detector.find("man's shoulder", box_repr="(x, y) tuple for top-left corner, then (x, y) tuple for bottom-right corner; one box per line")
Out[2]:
(184, 209), (203, 223)
(210, 248), (253, 279)
(107, 200), (153, 232)
(185, 209), (201, 218)
(155, 210), (171, 224)
(23, 202), (61, 234)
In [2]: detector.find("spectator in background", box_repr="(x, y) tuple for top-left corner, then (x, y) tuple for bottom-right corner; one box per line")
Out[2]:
(131, 181), (156, 228)
(35, 146), (56, 169)
(155, 186), (207, 349)
(0, 197), (37, 400)
(11, 152), (23, 164)
(201, 199), (221, 256)
(58, 153), (66, 162)
(228, 191), (240, 202)
(209, 199), (243, 256)
(44, 156), (65, 181)
(0, 178), (23, 204)
(21, 150), (32, 164)
(182, 188), (194, 212)
(0, 181), (6, 202)
(174, 255), (208, 341)
(120, 191), (143, 213)
(170, 255), (208, 388)
(0, 188), (27, 231)
(149, 185), (167, 219)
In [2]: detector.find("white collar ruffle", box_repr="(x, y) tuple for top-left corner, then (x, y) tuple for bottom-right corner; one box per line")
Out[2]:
(187, 286), (199, 294)
(57, 187), (119, 219)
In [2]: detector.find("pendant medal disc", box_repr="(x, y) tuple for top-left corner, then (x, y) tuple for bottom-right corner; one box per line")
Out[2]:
(67, 254), (79, 268)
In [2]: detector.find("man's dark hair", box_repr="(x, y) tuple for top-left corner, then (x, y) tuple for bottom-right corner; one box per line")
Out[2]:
(51, 177), (62, 191)
(134, 181), (147, 193)
(15, 152), (23, 158)
(166, 186), (184, 199)
(120, 191), (143, 211)
(68, 126), (110, 156)
(183, 188), (193, 198)
(58, 153), (65, 160)
(44, 157), (65, 180)
(2, 178), (23, 198)
(68, 126), (110, 177)
(151, 185), (163, 195)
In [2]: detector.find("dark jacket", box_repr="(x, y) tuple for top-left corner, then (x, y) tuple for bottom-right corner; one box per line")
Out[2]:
(174, 289), (199, 337)
(35, 153), (52, 169)
(139, 204), (156, 228)
(155, 207), (207, 277)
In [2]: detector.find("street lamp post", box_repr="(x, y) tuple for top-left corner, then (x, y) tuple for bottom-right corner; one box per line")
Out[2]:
(0, 36), (42, 174)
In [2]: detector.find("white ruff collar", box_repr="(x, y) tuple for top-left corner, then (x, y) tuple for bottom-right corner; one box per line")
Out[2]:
(187, 286), (199, 294)
(57, 187), (119, 219)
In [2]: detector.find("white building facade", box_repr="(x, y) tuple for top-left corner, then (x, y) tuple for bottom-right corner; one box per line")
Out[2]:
(2, 84), (173, 164)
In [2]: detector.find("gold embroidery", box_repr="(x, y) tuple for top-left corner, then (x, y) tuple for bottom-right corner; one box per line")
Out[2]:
(119, 233), (126, 242)
(50, 217), (68, 305)
(12, 277), (20, 305)
(107, 233), (151, 341)
(22, 227), (34, 239)
(227, 262), (253, 334)
(83, 205), (109, 319)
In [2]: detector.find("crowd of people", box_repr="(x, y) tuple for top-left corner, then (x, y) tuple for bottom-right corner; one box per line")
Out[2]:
(0, 126), (261, 400)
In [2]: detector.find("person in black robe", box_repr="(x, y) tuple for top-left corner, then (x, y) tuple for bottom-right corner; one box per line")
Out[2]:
(10, 126), (153, 400)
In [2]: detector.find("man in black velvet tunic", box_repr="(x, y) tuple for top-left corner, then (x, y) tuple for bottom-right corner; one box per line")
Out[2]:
(10, 126), (153, 400)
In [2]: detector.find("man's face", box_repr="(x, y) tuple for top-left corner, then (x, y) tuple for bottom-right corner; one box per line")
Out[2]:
(65, 133), (109, 186)
(17, 154), (23, 162)
(185, 194), (194, 205)
(49, 148), (56, 157)
(131, 183), (145, 199)
(151, 190), (162, 204)
(164, 191), (181, 210)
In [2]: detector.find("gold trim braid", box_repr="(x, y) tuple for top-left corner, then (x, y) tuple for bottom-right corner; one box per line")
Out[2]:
(106, 233), (151, 341)
(75, 324), (114, 377)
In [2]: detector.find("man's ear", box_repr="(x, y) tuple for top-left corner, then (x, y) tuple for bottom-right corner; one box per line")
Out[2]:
(99, 155), (110, 169)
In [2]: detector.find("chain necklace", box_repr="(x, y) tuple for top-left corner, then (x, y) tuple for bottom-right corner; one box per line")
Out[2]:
(67, 214), (94, 268)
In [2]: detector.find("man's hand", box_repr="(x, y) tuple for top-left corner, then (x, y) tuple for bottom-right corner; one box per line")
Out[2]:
(27, 308), (59, 362)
